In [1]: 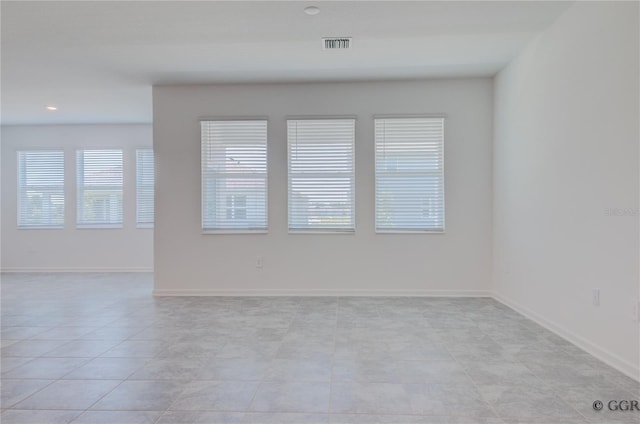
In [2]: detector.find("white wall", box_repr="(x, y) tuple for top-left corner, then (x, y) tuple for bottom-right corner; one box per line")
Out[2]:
(1, 125), (153, 271)
(493, 2), (639, 378)
(153, 79), (493, 295)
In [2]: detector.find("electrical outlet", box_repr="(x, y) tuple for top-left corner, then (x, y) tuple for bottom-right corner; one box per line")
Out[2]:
(592, 289), (600, 306)
(256, 256), (263, 268)
(633, 301), (640, 322)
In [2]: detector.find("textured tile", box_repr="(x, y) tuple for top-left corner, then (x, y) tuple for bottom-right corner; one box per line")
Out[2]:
(330, 415), (504, 423)
(1, 357), (37, 375)
(386, 342), (452, 361)
(264, 359), (332, 382)
(90, 380), (186, 411)
(1, 379), (53, 408)
(332, 360), (405, 383)
(41, 340), (120, 358)
(71, 410), (162, 424)
(62, 357), (147, 380)
(406, 383), (494, 416)
(0, 409), (81, 424)
(463, 362), (540, 386)
(79, 327), (144, 341)
(1, 326), (51, 340)
(400, 360), (474, 384)
(127, 358), (205, 380)
(1, 340), (68, 357)
(480, 384), (583, 421)
(29, 326), (97, 340)
(155, 340), (226, 359)
(249, 382), (330, 413)
(330, 383), (411, 414)
(198, 358), (269, 381)
(244, 412), (329, 423)
(156, 411), (245, 423)
(2, 358), (89, 379)
(13, 379), (120, 410)
(169, 380), (259, 411)
(100, 340), (167, 358)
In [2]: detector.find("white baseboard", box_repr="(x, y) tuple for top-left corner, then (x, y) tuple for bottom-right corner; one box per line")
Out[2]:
(153, 288), (491, 297)
(1, 267), (153, 273)
(493, 292), (640, 382)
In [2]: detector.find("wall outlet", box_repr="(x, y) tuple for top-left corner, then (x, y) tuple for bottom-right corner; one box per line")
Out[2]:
(592, 289), (600, 306)
(256, 256), (263, 268)
(633, 300), (640, 322)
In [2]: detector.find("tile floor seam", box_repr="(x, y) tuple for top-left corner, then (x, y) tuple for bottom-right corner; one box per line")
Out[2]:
(1, 378), (59, 410)
(439, 331), (505, 423)
(505, 336), (593, 423)
(328, 296), (339, 415)
(243, 300), (298, 415)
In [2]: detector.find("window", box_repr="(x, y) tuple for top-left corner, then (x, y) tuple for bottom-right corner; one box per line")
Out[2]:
(17, 150), (65, 228)
(201, 120), (268, 232)
(375, 117), (445, 232)
(136, 149), (154, 228)
(76, 149), (123, 228)
(287, 119), (355, 232)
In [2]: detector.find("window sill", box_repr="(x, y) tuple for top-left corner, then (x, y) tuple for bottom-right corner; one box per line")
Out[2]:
(375, 229), (445, 234)
(77, 224), (123, 230)
(202, 230), (268, 235)
(17, 226), (64, 230)
(288, 230), (356, 234)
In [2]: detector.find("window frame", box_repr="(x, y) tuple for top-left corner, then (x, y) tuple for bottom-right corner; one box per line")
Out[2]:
(287, 117), (356, 234)
(374, 115), (446, 234)
(16, 149), (65, 229)
(200, 118), (269, 234)
(76, 148), (124, 229)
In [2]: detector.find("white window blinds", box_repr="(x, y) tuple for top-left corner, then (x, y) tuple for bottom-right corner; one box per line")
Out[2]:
(76, 149), (123, 228)
(287, 119), (355, 232)
(375, 117), (445, 232)
(17, 151), (65, 228)
(201, 120), (268, 232)
(136, 149), (154, 228)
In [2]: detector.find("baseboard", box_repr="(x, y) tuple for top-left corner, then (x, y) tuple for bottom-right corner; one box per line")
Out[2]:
(1, 267), (153, 273)
(493, 292), (640, 382)
(153, 288), (492, 297)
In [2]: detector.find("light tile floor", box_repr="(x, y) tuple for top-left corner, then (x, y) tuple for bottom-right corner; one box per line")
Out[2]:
(1, 273), (638, 424)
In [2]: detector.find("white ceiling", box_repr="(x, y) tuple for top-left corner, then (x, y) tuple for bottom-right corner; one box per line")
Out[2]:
(1, 1), (573, 125)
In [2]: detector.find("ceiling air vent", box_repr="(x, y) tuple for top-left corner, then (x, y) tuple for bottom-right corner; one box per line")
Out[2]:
(322, 37), (352, 50)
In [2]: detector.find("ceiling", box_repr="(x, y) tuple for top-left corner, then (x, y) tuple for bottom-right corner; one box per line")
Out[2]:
(1, 1), (573, 125)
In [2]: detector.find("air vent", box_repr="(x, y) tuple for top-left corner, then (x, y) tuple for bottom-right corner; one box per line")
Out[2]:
(322, 37), (352, 50)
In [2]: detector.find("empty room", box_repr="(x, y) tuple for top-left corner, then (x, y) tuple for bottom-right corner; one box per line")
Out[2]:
(1, 1), (638, 423)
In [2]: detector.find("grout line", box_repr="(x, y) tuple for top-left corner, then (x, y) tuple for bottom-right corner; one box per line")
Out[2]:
(328, 296), (339, 416)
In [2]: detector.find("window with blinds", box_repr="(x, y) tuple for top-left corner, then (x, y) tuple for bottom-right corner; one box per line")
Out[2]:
(287, 119), (355, 232)
(17, 151), (65, 228)
(375, 117), (445, 232)
(136, 149), (154, 228)
(201, 120), (268, 232)
(76, 149), (123, 228)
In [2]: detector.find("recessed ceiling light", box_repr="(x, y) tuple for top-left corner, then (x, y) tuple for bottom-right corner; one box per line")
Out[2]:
(304, 6), (320, 16)
(46, 105), (57, 111)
